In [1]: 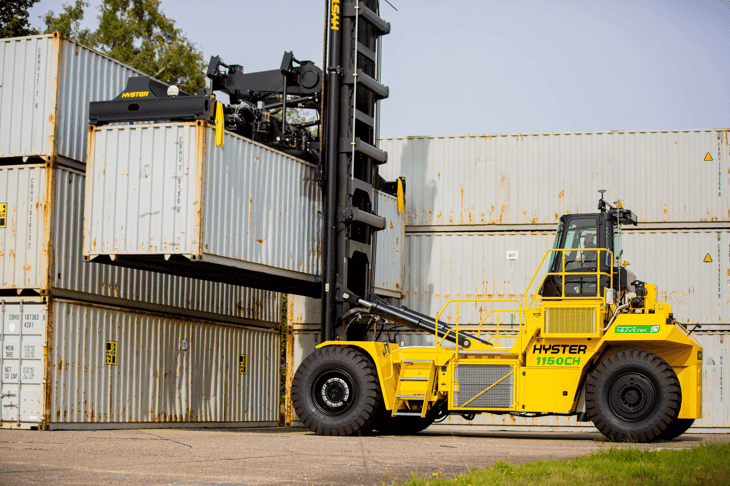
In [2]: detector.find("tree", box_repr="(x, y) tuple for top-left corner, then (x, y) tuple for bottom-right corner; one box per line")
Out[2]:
(1, 0), (41, 38)
(41, 0), (92, 45)
(43, 0), (205, 91)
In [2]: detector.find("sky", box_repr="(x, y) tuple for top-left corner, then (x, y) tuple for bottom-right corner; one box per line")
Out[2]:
(29, 0), (730, 137)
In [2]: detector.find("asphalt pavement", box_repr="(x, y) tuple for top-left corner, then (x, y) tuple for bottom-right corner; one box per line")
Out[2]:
(0, 426), (726, 485)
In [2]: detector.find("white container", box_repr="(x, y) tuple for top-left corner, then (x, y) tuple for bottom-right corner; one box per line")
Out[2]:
(1, 297), (280, 429)
(0, 33), (142, 164)
(0, 164), (281, 325)
(374, 190), (405, 297)
(402, 229), (730, 325)
(379, 129), (729, 227)
(84, 121), (404, 297)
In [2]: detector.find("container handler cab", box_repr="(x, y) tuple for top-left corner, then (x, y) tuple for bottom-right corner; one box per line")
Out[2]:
(292, 194), (703, 442)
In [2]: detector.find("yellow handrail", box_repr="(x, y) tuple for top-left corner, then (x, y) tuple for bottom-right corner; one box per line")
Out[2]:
(524, 248), (614, 310)
(434, 299), (523, 350)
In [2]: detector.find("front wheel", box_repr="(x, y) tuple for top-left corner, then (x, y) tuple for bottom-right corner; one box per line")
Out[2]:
(292, 347), (382, 436)
(586, 350), (681, 442)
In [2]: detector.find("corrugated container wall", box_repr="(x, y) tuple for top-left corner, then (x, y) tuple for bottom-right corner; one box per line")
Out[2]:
(379, 130), (729, 226)
(0, 33), (141, 163)
(1, 298), (280, 429)
(1, 164), (281, 325)
(84, 122), (404, 298)
(374, 191), (405, 297)
(402, 230), (730, 324)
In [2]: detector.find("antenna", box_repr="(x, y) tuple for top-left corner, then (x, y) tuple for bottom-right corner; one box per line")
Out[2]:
(598, 189), (607, 212)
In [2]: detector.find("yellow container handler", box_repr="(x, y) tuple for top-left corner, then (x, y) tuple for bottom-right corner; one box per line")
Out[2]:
(292, 196), (702, 442)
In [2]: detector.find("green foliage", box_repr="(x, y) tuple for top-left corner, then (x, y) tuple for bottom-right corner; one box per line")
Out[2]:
(41, 0), (92, 45)
(42, 0), (205, 91)
(393, 441), (730, 486)
(1, 0), (41, 38)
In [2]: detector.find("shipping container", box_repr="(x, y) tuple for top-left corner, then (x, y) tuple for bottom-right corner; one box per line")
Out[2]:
(374, 190), (405, 297)
(379, 130), (729, 227)
(0, 33), (143, 164)
(84, 121), (404, 297)
(285, 295), (729, 431)
(401, 229), (730, 325)
(0, 297), (280, 429)
(0, 164), (281, 325)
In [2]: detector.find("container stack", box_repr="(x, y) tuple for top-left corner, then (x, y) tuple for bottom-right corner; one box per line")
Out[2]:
(376, 130), (729, 432)
(0, 34), (281, 429)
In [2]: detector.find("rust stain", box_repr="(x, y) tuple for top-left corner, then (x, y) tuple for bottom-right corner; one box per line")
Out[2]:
(256, 239), (264, 244)
(459, 188), (464, 224)
(437, 172), (440, 180)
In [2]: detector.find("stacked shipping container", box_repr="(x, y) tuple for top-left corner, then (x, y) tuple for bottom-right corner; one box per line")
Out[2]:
(0, 34), (281, 429)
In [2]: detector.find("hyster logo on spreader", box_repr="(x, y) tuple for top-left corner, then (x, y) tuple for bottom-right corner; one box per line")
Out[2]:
(121, 91), (149, 98)
(331, 0), (340, 30)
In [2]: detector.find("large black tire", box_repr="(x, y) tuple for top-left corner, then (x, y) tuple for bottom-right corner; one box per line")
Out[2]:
(655, 418), (695, 441)
(292, 347), (382, 436)
(586, 350), (681, 443)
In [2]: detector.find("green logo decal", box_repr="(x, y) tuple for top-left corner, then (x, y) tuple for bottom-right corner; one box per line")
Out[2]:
(614, 324), (661, 334)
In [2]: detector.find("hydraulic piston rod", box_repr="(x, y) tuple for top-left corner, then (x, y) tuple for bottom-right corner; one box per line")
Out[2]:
(342, 292), (493, 348)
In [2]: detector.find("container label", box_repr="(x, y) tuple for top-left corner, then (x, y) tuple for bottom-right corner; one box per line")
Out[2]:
(239, 354), (247, 375)
(0, 202), (6, 228)
(22, 366), (34, 381)
(106, 341), (117, 365)
(614, 324), (660, 334)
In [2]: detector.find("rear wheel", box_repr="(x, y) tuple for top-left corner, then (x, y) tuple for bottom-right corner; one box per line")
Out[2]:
(586, 350), (681, 442)
(655, 418), (694, 441)
(292, 347), (382, 436)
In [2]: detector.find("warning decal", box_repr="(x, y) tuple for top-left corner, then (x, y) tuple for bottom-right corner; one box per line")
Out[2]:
(704, 152), (713, 161)
(239, 354), (248, 375)
(704, 253), (713, 263)
(0, 202), (6, 228)
(106, 341), (117, 365)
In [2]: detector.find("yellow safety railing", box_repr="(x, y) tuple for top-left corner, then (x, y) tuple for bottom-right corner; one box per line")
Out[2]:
(434, 299), (523, 351)
(524, 248), (614, 310)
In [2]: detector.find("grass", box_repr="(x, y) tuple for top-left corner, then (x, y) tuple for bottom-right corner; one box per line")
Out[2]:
(392, 441), (730, 486)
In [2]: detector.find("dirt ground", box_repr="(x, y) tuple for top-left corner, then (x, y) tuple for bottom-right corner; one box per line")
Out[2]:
(0, 426), (727, 485)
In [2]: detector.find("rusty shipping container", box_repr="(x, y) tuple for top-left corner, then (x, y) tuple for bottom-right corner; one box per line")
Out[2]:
(0, 164), (281, 325)
(285, 295), (729, 431)
(379, 130), (729, 227)
(0, 297), (280, 430)
(401, 229), (730, 325)
(0, 33), (143, 164)
(83, 121), (404, 298)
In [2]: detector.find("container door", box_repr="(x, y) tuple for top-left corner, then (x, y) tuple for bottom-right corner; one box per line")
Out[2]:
(1, 303), (47, 428)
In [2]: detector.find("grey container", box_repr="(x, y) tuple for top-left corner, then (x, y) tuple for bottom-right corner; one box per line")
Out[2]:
(401, 229), (729, 325)
(0, 33), (143, 164)
(1, 297), (280, 429)
(379, 130), (729, 227)
(83, 121), (404, 298)
(1, 163), (281, 325)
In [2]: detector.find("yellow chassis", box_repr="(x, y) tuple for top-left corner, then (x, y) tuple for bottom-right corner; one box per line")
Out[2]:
(318, 284), (702, 421)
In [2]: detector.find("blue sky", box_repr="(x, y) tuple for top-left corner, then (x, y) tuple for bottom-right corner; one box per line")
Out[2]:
(29, 0), (730, 137)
